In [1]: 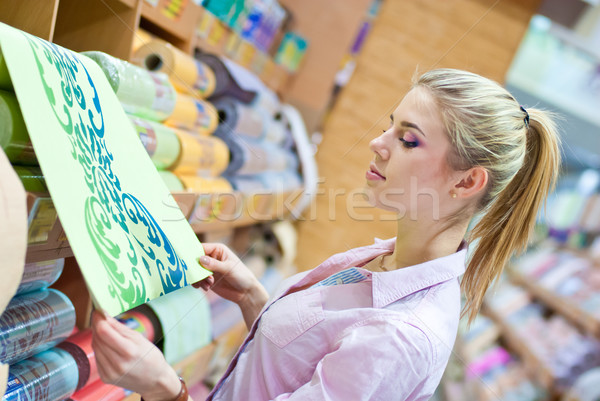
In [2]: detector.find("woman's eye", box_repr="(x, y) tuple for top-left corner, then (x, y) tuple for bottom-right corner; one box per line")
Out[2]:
(399, 133), (419, 148)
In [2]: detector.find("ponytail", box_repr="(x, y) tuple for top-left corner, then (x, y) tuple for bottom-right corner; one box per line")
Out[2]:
(414, 69), (562, 323)
(462, 110), (561, 322)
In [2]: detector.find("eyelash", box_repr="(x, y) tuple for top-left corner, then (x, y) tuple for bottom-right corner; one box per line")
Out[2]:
(383, 129), (419, 148)
(400, 137), (419, 148)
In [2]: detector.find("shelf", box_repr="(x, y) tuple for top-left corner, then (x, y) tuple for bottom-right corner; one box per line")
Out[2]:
(508, 268), (600, 338)
(141, 0), (201, 44)
(193, 7), (292, 94)
(482, 303), (557, 392)
(25, 188), (304, 262)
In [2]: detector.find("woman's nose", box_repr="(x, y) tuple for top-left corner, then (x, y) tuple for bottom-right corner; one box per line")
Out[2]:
(369, 132), (389, 160)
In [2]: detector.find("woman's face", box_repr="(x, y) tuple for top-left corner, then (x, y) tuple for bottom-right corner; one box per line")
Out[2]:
(365, 87), (456, 221)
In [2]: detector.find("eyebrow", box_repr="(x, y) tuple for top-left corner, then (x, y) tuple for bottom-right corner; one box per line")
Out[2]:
(400, 121), (426, 137)
(390, 114), (426, 137)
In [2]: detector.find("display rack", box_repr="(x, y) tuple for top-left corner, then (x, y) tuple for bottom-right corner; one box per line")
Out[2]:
(482, 303), (557, 393)
(0, 0), (374, 397)
(507, 267), (600, 338)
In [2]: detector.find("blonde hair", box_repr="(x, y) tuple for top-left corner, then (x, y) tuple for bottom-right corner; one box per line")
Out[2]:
(414, 69), (561, 322)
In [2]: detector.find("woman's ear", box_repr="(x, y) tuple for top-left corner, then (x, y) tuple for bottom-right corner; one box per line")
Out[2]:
(453, 167), (488, 199)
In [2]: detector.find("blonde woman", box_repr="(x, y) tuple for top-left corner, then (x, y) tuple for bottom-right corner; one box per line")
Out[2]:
(91, 69), (561, 401)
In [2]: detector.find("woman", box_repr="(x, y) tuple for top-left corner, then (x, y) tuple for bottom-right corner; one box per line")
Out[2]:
(91, 69), (561, 401)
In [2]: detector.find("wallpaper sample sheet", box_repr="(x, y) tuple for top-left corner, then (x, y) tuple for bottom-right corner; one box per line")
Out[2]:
(0, 23), (210, 316)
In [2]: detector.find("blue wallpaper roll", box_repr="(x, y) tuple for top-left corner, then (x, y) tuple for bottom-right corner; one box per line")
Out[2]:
(0, 289), (76, 365)
(16, 259), (65, 296)
(3, 348), (79, 401)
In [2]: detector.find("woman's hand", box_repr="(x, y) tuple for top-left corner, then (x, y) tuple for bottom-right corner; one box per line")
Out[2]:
(91, 311), (183, 401)
(194, 242), (269, 329)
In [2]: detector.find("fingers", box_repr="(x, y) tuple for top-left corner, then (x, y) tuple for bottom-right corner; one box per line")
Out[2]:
(199, 254), (228, 273)
(192, 275), (214, 291)
(202, 243), (227, 260)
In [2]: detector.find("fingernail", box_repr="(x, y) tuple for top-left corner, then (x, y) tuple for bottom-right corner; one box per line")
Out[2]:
(199, 255), (210, 266)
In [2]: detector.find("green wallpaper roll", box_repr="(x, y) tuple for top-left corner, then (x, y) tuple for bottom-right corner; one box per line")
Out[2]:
(12, 166), (47, 193)
(0, 90), (36, 165)
(0, 49), (12, 90)
(158, 171), (185, 192)
(129, 116), (181, 169)
(83, 51), (176, 122)
(147, 286), (211, 365)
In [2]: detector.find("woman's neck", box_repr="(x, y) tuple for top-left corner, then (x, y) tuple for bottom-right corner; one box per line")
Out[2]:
(382, 217), (468, 270)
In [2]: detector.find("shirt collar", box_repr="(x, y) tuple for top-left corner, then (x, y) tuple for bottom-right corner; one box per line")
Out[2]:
(283, 238), (466, 305)
(370, 242), (467, 308)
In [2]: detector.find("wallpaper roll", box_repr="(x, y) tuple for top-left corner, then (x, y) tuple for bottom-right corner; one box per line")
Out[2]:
(194, 53), (256, 103)
(12, 166), (47, 193)
(263, 118), (287, 145)
(3, 348), (79, 401)
(164, 93), (219, 136)
(172, 131), (229, 177)
(132, 29), (154, 53)
(225, 175), (266, 193)
(116, 308), (156, 342)
(16, 259), (65, 296)
(212, 97), (265, 140)
(0, 90), (36, 165)
(129, 116), (181, 169)
(146, 286), (212, 365)
(0, 289), (76, 365)
(56, 330), (98, 391)
(67, 380), (128, 401)
(135, 40), (216, 98)
(0, 50), (11, 90)
(178, 176), (233, 194)
(257, 170), (303, 192)
(214, 131), (268, 176)
(261, 142), (293, 171)
(83, 51), (176, 122)
(158, 170), (185, 192)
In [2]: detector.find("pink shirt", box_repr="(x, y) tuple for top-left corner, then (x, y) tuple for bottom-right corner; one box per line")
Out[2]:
(208, 238), (467, 401)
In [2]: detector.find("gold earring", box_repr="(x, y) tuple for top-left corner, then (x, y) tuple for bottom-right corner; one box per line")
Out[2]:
(451, 193), (457, 199)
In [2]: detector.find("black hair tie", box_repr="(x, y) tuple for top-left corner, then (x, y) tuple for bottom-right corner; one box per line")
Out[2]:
(520, 105), (530, 128)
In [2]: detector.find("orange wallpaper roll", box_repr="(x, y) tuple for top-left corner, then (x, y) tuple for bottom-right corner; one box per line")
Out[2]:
(172, 131), (229, 177)
(135, 40), (216, 98)
(178, 176), (233, 193)
(68, 380), (128, 401)
(164, 93), (219, 136)
(132, 29), (154, 53)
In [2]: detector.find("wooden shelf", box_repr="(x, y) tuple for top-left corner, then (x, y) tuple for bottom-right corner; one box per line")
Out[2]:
(508, 268), (600, 338)
(482, 303), (557, 392)
(142, 0), (201, 46)
(25, 188), (303, 262)
(193, 7), (292, 94)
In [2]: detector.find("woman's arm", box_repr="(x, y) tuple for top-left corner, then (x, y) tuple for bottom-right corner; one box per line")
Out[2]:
(195, 243), (269, 329)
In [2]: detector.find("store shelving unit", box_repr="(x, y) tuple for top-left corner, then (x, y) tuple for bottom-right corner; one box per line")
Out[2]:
(0, 0), (373, 397)
(482, 304), (558, 394)
(0, 0), (290, 395)
(507, 267), (600, 338)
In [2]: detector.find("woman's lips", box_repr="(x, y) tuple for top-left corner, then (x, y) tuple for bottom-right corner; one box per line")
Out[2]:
(366, 164), (385, 181)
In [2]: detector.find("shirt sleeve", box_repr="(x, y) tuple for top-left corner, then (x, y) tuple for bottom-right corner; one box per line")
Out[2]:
(271, 318), (434, 401)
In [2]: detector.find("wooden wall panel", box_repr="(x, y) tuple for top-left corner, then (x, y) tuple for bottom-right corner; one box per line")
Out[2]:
(295, 0), (542, 271)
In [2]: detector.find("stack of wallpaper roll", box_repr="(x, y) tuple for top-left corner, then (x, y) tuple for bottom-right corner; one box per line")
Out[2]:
(212, 96), (301, 194)
(83, 51), (233, 200)
(130, 39), (303, 222)
(0, 259), (81, 401)
(0, 65), (57, 245)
